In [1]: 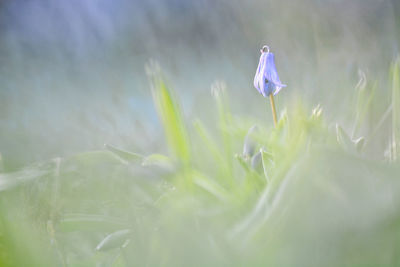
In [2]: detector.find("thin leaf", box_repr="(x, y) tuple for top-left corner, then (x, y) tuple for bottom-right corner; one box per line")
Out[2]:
(142, 154), (175, 171)
(147, 63), (191, 164)
(235, 154), (251, 173)
(260, 149), (273, 182)
(58, 214), (128, 232)
(336, 124), (365, 153)
(211, 80), (233, 182)
(104, 144), (143, 163)
(69, 151), (127, 166)
(354, 137), (365, 152)
(352, 80), (376, 139)
(96, 229), (132, 252)
(391, 58), (400, 161)
(336, 124), (354, 150)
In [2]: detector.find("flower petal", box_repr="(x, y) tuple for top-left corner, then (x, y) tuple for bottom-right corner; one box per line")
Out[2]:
(254, 50), (285, 97)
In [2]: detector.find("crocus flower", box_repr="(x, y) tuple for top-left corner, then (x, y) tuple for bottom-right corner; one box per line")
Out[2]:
(254, 46), (286, 97)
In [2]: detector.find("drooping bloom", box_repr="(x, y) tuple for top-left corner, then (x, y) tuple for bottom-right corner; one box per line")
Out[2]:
(254, 46), (286, 97)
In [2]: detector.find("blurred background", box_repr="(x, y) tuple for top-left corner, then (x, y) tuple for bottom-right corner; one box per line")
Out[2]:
(0, 0), (399, 169)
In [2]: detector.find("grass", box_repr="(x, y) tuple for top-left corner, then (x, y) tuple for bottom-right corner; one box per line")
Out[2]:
(0, 60), (400, 267)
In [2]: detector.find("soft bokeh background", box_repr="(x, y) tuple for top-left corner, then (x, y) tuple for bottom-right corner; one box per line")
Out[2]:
(0, 0), (399, 167)
(1, 1), (400, 266)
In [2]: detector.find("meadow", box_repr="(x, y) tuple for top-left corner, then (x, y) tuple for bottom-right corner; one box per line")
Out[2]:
(0, 59), (399, 266)
(1, 0), (400, 266)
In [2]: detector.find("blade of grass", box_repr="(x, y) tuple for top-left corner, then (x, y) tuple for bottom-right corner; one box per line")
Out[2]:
(260, 149), (273, 182)
(104, 144), (144, 163)
(58, 214), (128, 232)
(352, 81), (377, 139)
(211, 81), (233, 184)
(96, 229), (131, 252)
(142, 154), (175, 171)
(391, 58), (400, 161)
(147, 63), (191, 165)
(366, 104), (392, 145)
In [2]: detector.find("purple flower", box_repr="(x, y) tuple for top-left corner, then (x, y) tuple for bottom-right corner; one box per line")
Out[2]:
(254, 46), (286, 97)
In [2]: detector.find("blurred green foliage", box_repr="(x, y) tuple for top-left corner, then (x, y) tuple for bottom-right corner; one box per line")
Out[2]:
(1, 62), (400, 266)
(1, 1), (400, 266)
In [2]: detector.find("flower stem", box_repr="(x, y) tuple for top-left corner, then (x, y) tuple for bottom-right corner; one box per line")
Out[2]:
(269, 94), (278, 127)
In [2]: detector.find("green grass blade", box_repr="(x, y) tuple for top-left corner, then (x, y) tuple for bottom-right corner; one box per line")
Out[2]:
(142, 153), (175, 171)
(211, 81), (233, 181)
(104, 144), (144, 163)
(352, 80), (376, 139)
(147, 65), (191, 165)
(58, 214), (128, 232)
(96, 229), (131, 251)
(391, 58), (400, 161)
(260, 149), (273, 182)
(68, 150), (127, 166)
